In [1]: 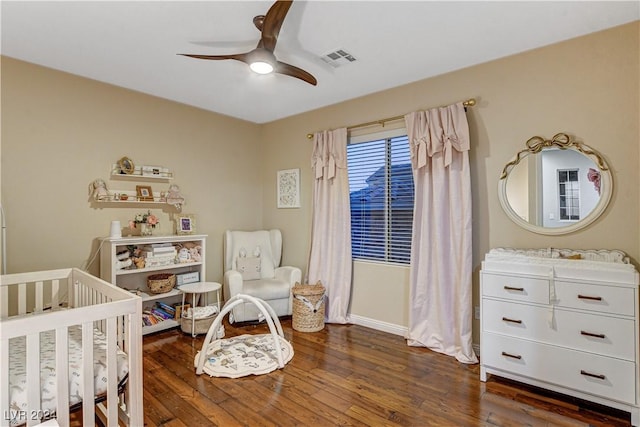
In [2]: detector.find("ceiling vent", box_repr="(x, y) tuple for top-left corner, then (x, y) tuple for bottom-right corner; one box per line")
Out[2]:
(320, 49), (357, 68)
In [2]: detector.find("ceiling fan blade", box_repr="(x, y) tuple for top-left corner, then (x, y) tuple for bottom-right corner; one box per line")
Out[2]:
(178, 53), (249, 64)
(275, 61), (317, 86)
(261, 1), (293, 52)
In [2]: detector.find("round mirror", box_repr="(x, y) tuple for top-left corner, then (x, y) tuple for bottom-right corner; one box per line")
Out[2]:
(498, 133), (612, 235)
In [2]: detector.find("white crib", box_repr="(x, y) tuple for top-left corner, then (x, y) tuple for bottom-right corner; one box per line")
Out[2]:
(0, 268), (143, 427)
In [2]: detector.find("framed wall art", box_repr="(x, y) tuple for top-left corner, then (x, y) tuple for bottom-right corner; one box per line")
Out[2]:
(136, 185), (154, 201)
(277, 168), (301, 208)
(176, 214), (196, 235)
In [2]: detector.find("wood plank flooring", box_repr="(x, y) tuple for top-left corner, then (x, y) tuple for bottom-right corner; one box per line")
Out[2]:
(140, 319), (631, 426)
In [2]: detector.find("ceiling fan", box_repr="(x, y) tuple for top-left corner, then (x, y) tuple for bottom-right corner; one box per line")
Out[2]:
(179, 0), (317, 86)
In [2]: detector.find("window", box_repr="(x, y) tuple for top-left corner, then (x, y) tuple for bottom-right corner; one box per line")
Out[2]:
(558, 169), (580, 220)
(347, 130), (414, 264)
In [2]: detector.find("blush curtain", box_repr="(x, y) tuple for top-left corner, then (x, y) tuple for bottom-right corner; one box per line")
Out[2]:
(404, 103), (478, 364)
(307, 128), (352, 324)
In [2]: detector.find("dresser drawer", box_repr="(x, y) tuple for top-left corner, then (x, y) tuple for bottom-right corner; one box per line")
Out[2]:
(555, 281), (636, 316)
(482, 299), (635, 360)
(482, 272), (549, 304)
(481, 332), (636, 404)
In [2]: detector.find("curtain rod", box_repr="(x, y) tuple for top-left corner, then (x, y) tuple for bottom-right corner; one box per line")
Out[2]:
(306, 98), (476, 139)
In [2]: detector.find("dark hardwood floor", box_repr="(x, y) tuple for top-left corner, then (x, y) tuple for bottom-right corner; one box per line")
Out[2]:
(140, 319), (631, 426)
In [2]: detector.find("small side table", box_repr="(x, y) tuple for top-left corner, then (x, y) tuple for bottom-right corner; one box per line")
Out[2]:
(179, 282), (222, 337)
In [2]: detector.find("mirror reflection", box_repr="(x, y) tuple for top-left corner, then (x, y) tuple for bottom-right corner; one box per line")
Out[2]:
(498, 133), (612, 235)
(505, 149), (602, 228)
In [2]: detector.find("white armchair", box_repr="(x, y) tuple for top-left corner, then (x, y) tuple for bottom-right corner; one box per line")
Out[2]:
(223, 229), (301, 323)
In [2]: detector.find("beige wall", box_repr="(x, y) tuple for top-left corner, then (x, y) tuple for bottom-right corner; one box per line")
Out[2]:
(2, 22), (638, 345)
(1, 56), (263, 280)
(261, 22), (640, 342)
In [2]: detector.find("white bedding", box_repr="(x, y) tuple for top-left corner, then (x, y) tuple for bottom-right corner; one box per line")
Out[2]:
(9, 325), (129, 425)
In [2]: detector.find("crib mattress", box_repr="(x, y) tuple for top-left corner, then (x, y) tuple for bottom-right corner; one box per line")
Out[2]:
(9, 325), (129, 425)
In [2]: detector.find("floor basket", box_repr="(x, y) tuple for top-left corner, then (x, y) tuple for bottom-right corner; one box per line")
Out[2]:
(292, 282), (326, 332)
(181, 306), (218, 335)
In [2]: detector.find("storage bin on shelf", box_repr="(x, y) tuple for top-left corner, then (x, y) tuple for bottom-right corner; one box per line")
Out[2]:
(291, 281), (326, 332)
(147, 273), (176, 294)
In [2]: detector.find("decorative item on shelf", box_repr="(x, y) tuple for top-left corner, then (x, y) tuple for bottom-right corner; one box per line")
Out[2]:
(129, 210), (159, 236)
(147, 273), (176, 294)
(142, 165), (169, 178)
(136, 185), (154, 202)
(117, 156), (135, 174)
(166, 184), (185, 209)
(178, 247), (192, 263)
(89, 178), (111, 201)
(110, 220), (122, 238)
(175, 213), (195, 235)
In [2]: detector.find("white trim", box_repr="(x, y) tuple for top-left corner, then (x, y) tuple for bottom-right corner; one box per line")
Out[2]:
(348, 314), (481, 356)
(348, 127), (407, 145)
(349, 314), (407, 337)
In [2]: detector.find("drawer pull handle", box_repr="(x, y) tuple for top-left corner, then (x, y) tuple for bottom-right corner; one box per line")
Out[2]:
(580, 331), (605, 339)
(578, 294), (602, 301)
(504, 286), (525, 292)
(501, 351), (522, 360)
(502, 317), (522, 324)
(580, 370), (606, 380)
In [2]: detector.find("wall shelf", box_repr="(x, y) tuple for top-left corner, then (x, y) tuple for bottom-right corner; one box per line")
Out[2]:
(111, 164), (173, 180)
(90, 162), (184, 209)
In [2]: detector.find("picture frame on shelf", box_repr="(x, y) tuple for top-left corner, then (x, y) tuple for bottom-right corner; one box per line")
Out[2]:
(142, 165), (165, 177)
(118, 156), (135, 174)
(136, 185), (154, 201)
(277, 168), (301, 208)
(176, 214), (195, 235)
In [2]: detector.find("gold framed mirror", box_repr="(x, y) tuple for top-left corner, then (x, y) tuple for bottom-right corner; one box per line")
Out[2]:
(117, 156), (135, 174)
(498, 133), (612, 235)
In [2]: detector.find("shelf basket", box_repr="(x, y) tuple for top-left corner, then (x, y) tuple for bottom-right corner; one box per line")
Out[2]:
(147, 273), (176, 294)
(292, 281), (326, 332)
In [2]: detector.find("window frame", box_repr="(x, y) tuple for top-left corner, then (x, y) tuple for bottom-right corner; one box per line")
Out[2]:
(347, 127), (413, 265)
(557, 168), (581, 221)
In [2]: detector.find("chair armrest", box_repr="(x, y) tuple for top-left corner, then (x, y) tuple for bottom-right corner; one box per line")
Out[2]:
(274, 266), (302, 288)
(223, 270), (244, 298)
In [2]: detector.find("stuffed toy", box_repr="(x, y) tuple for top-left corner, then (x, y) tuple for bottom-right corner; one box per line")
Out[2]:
(188, 246), (202, 262)
(166, 184), (184, 207)
(89, 178), (110, 201)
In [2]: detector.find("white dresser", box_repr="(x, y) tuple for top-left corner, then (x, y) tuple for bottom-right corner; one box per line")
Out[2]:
(480, 248), (640, 425)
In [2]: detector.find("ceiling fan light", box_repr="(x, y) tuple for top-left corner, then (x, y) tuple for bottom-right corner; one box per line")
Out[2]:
(249, 61), (274, 74)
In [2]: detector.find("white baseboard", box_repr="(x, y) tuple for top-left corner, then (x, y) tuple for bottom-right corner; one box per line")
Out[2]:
(348, 314), (408, 337)
(348, 313), (481, 356)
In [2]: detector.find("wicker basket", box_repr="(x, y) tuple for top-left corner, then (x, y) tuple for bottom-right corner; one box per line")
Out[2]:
(292, 281), (326, 332)
(147, 273), (176, 294)
(180, 306), (218, 335)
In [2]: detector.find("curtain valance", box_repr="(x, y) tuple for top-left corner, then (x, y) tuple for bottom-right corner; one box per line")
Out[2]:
(404, 102), (470, 170)
(311, 129), (348, 180)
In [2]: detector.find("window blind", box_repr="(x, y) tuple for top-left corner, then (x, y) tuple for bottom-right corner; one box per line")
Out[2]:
(347, 132), (414, 264)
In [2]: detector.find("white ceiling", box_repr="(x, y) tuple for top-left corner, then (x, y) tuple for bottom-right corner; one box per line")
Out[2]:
(2, 1), (638, 124)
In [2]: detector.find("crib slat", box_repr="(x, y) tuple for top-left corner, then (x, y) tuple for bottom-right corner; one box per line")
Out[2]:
(55, 327), (70, 427)
(0, 338), (9, 426)
(1, 285), (8, 318)
(51, 279), (60, 311)
(18, 283), (27, 315)
(35, 281), (44, 312)
(81, 322), (95, 426)
(126, 311), (144, 427)
(26, 333), (41, 427)
(106, 318), (118, 426)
